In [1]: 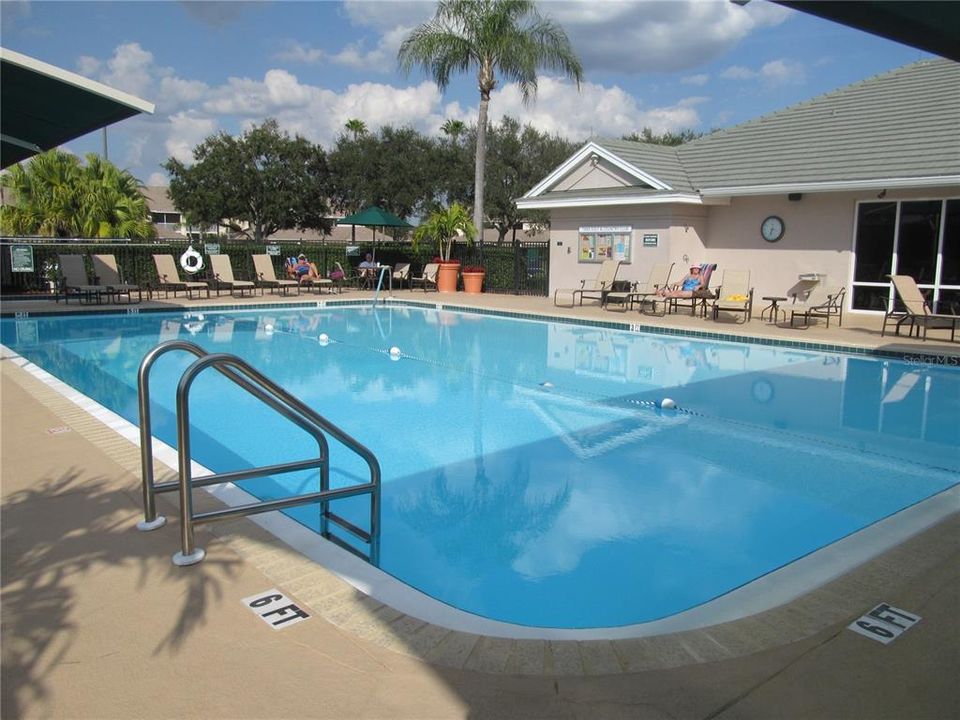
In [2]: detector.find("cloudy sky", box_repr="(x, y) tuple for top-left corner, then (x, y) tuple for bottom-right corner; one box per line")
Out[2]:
(1, 0), (931, 186)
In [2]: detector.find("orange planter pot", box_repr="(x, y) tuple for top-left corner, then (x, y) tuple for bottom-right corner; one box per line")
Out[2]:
(436, 262), (460, 292)
(461, 271), (485, 294)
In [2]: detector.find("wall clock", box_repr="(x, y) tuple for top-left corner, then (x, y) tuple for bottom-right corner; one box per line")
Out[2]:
(761, 215), (785, 242)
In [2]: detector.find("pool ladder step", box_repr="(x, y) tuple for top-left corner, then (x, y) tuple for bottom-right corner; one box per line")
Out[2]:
(135, 340), (381, 566)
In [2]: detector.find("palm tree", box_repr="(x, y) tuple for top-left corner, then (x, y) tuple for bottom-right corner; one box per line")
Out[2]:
(399, 0), (582, 241)
(0, 150), (154, 239)
(344, 118), (368, 140)
(412, 202), (476, 262)
(441, 118), (467, 142)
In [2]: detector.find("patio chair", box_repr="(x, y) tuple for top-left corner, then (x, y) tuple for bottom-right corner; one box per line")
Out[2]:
(252, 254), (300, 296)
(554, 259), (622, 307)
(392, 262), (411, 290)
(91, 254), (143, 304)
(208, 254), (255, 297)
(152, 254), (210, 299)
(711, 269), (754, 323)
(410, 263), (439, 292)
(789, 285), (845, 328)
(882, 275), (958, 342)
(604, 262), (675, 314)
(57, 254), (107, 304)
(669, 263), (718, 316)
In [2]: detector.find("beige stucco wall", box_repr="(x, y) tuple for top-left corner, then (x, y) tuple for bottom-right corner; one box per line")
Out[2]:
(548, 186), (960, 311)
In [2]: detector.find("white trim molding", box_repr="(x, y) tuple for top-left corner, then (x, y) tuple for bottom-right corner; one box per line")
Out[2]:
(523, 141), (672, 198)
(517, 192), (729, 210)
(700, 175), (960, 198)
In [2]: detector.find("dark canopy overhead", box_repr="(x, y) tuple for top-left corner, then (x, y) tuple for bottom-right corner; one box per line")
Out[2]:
(772, 1), (960, 62)
(1, 47), (155, 169)
(338, 206), (414, 229)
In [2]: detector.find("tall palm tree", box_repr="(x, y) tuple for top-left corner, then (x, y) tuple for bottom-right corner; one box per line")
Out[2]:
(441, 118), (467, 142)
(344, 118), (368, 140)
(399, 0), (582, 240)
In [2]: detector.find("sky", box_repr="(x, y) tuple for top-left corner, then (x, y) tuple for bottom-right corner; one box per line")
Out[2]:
(1, 0), (933, 187)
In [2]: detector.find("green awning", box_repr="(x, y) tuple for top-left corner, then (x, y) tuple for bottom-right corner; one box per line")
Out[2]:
(1, 47), (155, 169)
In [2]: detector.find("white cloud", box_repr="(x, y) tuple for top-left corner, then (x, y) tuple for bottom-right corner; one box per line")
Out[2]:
(341, 0), (434, 32)
(681, 73), (710, 86)
(721, 59), (806, 86)
(550, 0), (791, 74)
(165, 112), (218, 163)
(77, 55), (102, 77)
(483, 77), (703, 140)
(275, 42), (325, 64)
(147, 171), (169, 187)
(99, 42), (155, 98)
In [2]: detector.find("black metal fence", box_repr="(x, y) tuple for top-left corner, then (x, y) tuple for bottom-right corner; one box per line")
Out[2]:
(0, 237), (550, 297)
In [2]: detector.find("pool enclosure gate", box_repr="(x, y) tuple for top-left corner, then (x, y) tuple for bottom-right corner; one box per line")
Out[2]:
(135, 340), (382, 566)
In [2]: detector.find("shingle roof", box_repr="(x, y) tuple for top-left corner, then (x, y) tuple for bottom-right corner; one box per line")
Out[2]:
(530, 58), (959, 203)
(678, 58), (960, 190)
(592, 139), (693, 192)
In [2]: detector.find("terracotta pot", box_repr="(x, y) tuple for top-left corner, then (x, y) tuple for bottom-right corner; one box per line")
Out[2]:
(436, 262), (460, 292)
(461, 271), (485, 294)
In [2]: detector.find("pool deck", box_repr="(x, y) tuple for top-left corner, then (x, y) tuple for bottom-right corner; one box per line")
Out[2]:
(2, 289), (959, 718)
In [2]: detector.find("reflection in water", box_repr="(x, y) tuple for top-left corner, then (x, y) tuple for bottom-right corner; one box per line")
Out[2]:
(1, 307), (957, 627)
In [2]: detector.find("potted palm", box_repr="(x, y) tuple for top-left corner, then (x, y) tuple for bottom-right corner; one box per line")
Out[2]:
(412, 202), (476, 292)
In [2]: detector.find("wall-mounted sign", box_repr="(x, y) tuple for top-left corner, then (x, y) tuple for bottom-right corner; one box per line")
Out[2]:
(204, 242), (221, 255)
(578, 225), (631, 264)
(265, 244), (281, 256)
(10, 245), (34, 272)
(642, 233), (659, 248)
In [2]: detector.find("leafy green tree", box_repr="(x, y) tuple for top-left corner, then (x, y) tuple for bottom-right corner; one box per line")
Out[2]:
(1, 150), (154, 239)
(399, 0), (583, 241)
(622, 127), (704, 146)
(328, 125), (439, 222)
(484, 116), (577, 243)
(163, 119), (331, 243)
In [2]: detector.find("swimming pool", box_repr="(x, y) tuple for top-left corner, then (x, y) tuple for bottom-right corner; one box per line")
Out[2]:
(3, 304), (958, 629)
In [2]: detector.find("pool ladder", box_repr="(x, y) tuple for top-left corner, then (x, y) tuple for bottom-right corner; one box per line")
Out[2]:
(135, 340), (381, 567)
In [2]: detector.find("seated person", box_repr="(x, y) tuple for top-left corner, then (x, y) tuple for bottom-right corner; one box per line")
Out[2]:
(358, 253), (377, 284)
(657, 266), (702, 297)
(286, 253), (319, 281)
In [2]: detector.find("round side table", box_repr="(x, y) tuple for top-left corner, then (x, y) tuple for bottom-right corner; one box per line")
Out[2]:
(761, 296), (788, 323)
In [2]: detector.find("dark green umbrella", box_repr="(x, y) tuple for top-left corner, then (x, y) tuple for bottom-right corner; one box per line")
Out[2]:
(338, 206), (414, 263)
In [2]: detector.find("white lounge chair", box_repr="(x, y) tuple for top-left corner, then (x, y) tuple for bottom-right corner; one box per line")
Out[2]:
(711, 269), (754, 323)
(91, 254), (143, 304)
(57, 254), (106, 304)
(252, 254), (300, 296)
(789, 285), (845, 328)
(152, 254), (210, 299)
(554, 259), (622, 307)
(410, 263), (439, 292)
(209, 254), (255, 297)
(882, 275), (958, 342)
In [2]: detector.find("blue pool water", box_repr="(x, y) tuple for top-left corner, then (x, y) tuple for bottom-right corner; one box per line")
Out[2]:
(3, 305), (958, 628)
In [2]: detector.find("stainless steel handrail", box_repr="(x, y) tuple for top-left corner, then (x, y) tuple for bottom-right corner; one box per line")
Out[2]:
(135, 340), (381, 567)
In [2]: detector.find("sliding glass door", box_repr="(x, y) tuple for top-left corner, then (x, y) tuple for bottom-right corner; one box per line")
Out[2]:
(851, 198), (960, 313)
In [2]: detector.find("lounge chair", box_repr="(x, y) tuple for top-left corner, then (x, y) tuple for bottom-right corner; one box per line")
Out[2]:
(789, 285), (845, 328)
(669, 263), (718, 316)
(152, 254), (210, 299)
(57, 254), (107, 304)
(410, 263), (439, 292)
(392, 262), (411, 290)
(711, 269), (754, 323)
(208, 254), (256, 297)
(882, 275), (958, 342)
(91, 254), (143, 304)
(554, 259), (622, 307)
(604, 262), (674, 314)
(252, 254), (300, 296)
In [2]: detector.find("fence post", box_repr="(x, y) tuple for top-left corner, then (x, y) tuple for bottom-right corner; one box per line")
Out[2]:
(512, 226), (520, 295)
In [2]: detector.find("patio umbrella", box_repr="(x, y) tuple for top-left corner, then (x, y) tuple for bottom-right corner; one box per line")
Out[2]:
(337, 206), (414, 263)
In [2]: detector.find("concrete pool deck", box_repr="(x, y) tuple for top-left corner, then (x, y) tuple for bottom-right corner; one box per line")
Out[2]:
(2, 289), (959, 718)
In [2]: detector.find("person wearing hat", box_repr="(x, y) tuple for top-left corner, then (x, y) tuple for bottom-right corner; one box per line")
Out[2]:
(286, 253), (319, 281)
(657, 265), (703, 298)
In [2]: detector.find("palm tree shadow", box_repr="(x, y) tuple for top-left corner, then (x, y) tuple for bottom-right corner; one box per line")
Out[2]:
(0, 468), (240, 718)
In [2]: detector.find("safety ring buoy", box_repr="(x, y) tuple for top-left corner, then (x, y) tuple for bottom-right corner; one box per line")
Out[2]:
(180, 245), (204, 274)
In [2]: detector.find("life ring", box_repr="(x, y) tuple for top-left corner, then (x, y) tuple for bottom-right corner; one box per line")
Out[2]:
(180, 246), (204, 274)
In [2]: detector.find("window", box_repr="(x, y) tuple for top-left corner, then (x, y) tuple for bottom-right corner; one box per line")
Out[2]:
(151, 211), (182, 225)
(578, 226), (631, 263)
(851, 198), (960, 313)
